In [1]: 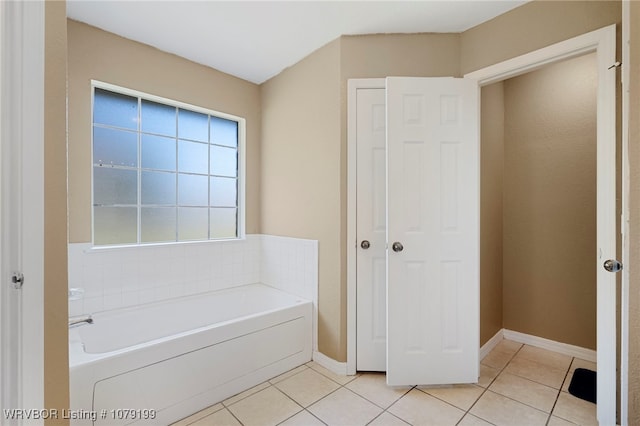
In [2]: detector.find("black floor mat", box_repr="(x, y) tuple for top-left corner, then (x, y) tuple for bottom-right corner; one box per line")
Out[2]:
(568, 368), (597, 404)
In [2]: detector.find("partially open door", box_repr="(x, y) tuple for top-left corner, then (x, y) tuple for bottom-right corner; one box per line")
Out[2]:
(386, 77), (479, 386)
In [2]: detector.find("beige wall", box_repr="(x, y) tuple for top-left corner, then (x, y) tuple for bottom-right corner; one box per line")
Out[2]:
(260, 40), (343, 359)
(67, 20), (262, 243)
(502, 53), (598, 349)
(44, 1), (69, 424)
(627, 1), (640, 423)
(460, 0), (621, 75)
(340, 33), (460, 79)
(480, 82), (504, 345)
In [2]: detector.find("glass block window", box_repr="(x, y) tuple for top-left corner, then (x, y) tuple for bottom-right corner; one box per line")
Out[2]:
(92, 84), (243, 246)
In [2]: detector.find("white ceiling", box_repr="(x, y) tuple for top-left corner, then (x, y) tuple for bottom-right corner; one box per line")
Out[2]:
(67, 1), (528, 84)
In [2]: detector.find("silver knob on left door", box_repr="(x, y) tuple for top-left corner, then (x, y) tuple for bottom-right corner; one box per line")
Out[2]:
(603, 259), (622, 272)
(361, 240), (370, 249)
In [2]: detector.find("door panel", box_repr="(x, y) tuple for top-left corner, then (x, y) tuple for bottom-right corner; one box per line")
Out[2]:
(1, 1), (45, 415)
(355, 88), (387, 371)
(386, 77), (479, 386)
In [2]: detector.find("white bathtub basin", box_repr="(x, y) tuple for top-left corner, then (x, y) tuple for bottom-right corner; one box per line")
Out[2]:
(69, 283), (312, 425)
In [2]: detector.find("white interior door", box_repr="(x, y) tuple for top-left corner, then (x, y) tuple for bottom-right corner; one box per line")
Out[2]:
(386, 77), (479, 386)
(0, 1), (45, 420)
(355, 88), (387, 371)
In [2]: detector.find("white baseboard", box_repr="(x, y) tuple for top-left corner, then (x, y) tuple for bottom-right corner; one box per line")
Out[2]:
(480, 329), (504, 361)
(503, 329), (596, 363)
(312, 351), (348, 376)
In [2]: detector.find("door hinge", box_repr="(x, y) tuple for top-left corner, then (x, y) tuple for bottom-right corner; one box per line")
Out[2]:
(11, 272), (24, 289)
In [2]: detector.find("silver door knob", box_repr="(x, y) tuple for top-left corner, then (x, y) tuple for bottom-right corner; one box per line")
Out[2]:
(392, 242), (403, 252)
(11, 272), (24, 289)
(361, 240), (370, 249)
(603, 259), (622, 272)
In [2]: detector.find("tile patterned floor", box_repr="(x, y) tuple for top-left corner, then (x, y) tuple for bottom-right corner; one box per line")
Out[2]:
(172, 339), (597, 426)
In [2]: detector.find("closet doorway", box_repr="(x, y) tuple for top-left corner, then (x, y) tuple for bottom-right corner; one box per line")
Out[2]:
(483, 52), (598, 356)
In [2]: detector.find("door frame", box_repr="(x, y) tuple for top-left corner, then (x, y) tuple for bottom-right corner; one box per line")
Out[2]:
(621, 3), (631, 425)
(465, 24), (617, 425)
(0, 0), (45, 420)
(346, 24), (621, 424)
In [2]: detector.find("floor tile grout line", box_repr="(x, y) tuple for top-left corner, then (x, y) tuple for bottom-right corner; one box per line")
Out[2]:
(271, 368), (343, 408)
(306, 361), (360, 387)
(179, 402), (227, 426)
(481, 340), (523, 373)
(297, 377), (388, 425)
(225, 406), (245, 426)
(271, 380), (340, 425)
(560, 357), (579, 392)
(375, 385), (417, 425)
(496, 344), (571, 391)
(333, 375), (416, 425)
(483, 388), (554, 416)
(379, 385), (419, 426)
(273, 367), (394, 424)
(348, 377), (415, 412)
(488, 367), (569, 413)
(509, 345), (575, 374)
(302, 409), (329, 426)
(222, 381), (272, 408)
(274, 406), (328, 426)
(496, 369), (566, 392)
(456, 384), (493, 425)
(546, 356), (577, 426)
(269, 364), (310, 386)
(549, 412), (584, 426)
(222, 363), (312, 415)
(270, 383), (332, 426)
(364, 410), (387, 426)
(509, 353), (574, 372)
(493, 343), (565, 417)
(179, 410), (209, 426)
(223, 377), (309, 426)
(366, 408), (410, 426)
(299, 380), (349, 412)
(414, 384), (482, 416)
(460, 341), (524, 425)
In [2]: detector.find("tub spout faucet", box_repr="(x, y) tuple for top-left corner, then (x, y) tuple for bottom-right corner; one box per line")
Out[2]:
(69, 315), (93, 328)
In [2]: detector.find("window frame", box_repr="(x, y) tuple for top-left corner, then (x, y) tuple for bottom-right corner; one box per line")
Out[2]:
(90, 80), (246, 247)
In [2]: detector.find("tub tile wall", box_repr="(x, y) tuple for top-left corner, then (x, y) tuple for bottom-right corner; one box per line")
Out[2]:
(68, 235), (317, 318)
(260, 234), (319, 353)
(260, 235), (318, 303)
(68, 235), (262, 316)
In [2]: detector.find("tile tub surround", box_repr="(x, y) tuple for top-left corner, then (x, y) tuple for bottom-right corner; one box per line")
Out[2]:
(260, 234), (318, 303)
(68, 234), (318, 318)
